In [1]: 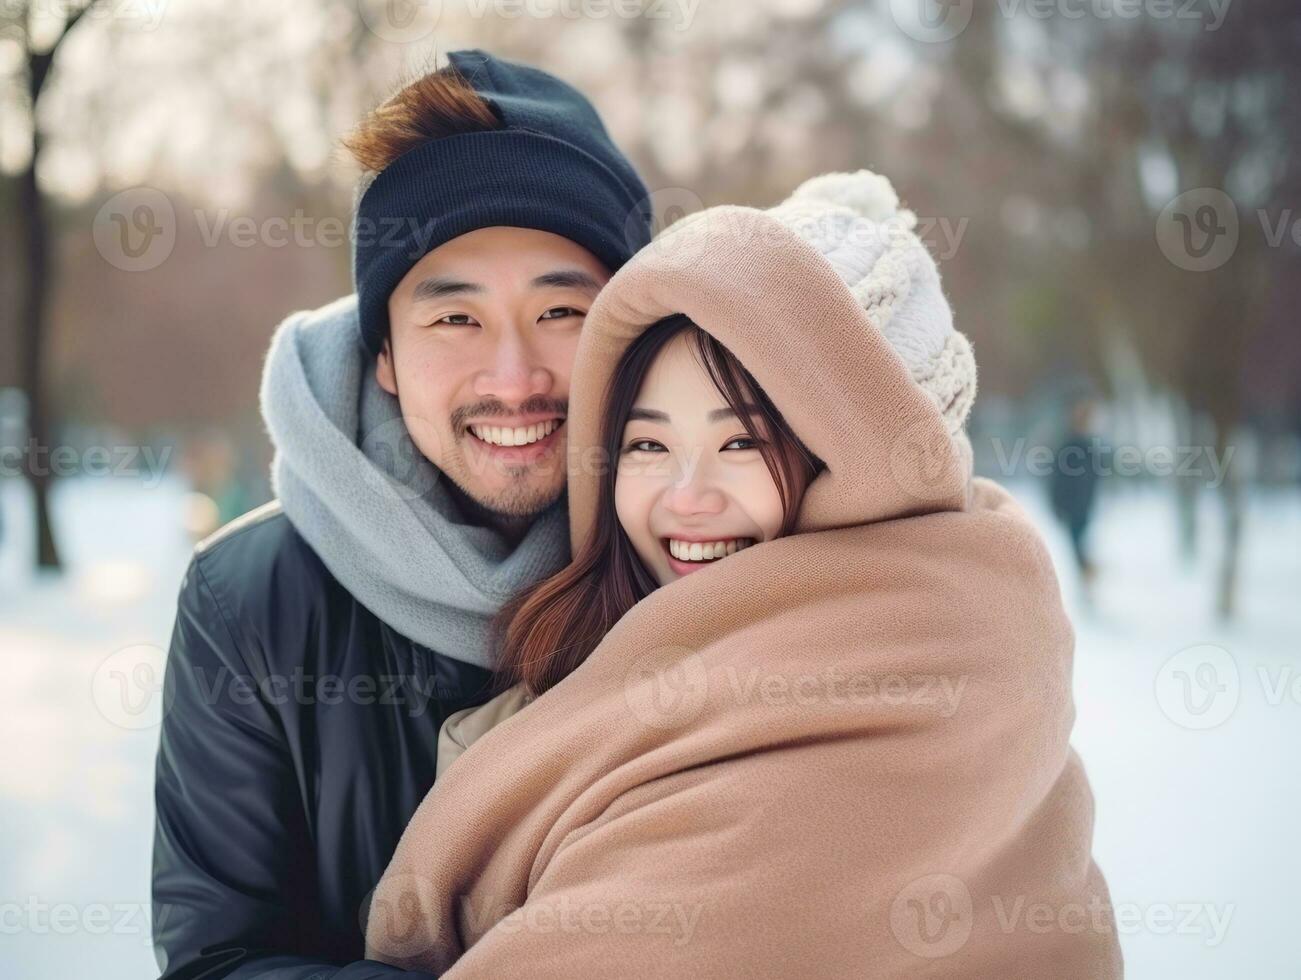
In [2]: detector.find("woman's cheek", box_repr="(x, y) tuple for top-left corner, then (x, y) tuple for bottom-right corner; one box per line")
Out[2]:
(731, 464), (786, 540)
(614, 471), (655, 556)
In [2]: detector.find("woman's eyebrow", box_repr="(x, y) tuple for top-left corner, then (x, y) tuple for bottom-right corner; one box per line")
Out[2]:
(628, 404), (761, 422)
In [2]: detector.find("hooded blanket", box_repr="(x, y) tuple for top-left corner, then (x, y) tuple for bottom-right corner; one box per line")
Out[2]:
(363, 194), (1122, 978)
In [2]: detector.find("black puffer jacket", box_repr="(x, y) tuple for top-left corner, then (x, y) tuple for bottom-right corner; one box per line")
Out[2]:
(151, 501), (496, 979)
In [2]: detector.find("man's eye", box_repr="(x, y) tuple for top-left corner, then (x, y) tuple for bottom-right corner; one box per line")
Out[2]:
(625, 439), (666, 454)
(540, 306), (584, 320)
(431, 313), (478, 327)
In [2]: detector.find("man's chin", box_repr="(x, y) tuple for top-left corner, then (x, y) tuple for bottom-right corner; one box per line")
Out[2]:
(453, 475), (566, 521)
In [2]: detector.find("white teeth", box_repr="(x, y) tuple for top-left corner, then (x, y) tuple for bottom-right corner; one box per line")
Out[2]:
(470, 419), (559, 447)
(667, 538), (754, 562)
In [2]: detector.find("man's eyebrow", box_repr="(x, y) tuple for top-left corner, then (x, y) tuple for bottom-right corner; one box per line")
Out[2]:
(628, 404), (762, 423)
(411, 270), (600, 302)
(411, 277), (485, 302)
(531, 269), (603, 292)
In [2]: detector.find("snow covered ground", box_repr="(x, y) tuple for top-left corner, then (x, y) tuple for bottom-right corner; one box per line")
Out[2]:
(1, 473), (1297, 978)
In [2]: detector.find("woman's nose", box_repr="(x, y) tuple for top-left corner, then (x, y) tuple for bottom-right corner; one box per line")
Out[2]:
(662, 454), (727, 516)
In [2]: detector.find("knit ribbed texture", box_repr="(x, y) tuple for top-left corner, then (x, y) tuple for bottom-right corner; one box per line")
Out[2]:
(352, 49), (652, 356)
(766, 169), (978, 436)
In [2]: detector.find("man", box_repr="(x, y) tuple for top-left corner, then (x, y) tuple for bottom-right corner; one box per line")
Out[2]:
(151, 49), (651, 978)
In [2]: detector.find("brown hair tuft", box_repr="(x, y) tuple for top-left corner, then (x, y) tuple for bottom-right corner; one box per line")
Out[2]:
(341, 65), (502, 175)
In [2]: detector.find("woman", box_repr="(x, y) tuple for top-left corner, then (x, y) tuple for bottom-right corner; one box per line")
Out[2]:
(431, 310), (825, 773)
(365, 171), (1122, 978)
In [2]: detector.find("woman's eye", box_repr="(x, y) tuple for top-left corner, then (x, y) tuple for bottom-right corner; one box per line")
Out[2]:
(723, 437), (763, 451)
(540, 306), (584, 321)
(625, 439), (666, 454)
(432, 313), (478, 327)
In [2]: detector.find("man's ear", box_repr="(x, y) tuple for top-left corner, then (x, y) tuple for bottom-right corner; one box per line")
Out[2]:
(375, 337), (398, 396)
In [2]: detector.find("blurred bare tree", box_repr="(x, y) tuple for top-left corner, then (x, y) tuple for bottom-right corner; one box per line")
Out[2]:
(1, 0), (1297, 615)
(3, 0), (102, 570)
(1033, 1), (1300, 617)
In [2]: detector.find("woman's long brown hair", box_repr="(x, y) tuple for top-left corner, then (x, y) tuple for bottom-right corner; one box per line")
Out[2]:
(490, 314), (824, 696)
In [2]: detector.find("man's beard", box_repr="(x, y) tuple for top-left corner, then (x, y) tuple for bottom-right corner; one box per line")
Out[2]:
(473, 471), (564, 518)
(443, 440), (567, 521)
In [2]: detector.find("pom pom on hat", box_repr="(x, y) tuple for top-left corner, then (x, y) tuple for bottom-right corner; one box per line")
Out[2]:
(788, 170), (912, 226)
(767, 169), (976, 436)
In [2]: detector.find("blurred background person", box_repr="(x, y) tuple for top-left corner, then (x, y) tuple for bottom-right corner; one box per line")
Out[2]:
(1049, 391), (1112, 601)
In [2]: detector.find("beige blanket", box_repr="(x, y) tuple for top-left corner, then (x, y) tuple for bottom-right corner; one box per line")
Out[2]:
(364, 205), (1122, 978)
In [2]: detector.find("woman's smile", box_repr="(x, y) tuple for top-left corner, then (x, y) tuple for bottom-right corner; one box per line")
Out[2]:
(661, 535), (758, 576)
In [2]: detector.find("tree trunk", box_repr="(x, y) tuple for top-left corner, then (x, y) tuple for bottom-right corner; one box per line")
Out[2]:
(1172, 399), (1201, 563)
(1214, 425), (1243, 621)
(17, 75), (61, 570)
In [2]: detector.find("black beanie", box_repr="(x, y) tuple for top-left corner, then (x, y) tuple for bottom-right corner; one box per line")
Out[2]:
(351, 49), (653, 357)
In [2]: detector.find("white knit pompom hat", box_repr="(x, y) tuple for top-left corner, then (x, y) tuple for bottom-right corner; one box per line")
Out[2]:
(765, 170), (977, 436)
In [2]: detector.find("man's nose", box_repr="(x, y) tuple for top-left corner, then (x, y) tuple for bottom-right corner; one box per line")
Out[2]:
(473, 331), (554, 404)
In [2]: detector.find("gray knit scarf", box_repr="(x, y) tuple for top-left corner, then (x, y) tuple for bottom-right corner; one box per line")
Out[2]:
(259, 294), (572, 669)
